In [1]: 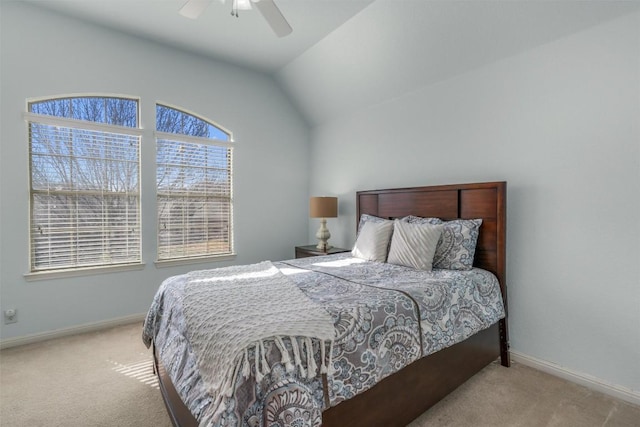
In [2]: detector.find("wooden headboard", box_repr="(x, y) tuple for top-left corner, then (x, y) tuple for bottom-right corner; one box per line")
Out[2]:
(356, 181), (509, 363)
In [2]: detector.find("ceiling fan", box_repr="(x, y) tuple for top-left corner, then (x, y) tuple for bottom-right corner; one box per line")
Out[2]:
(179, 0), (293, 37)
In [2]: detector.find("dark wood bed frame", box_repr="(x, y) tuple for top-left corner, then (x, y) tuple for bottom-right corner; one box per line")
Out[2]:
(153, 181), (509, 427)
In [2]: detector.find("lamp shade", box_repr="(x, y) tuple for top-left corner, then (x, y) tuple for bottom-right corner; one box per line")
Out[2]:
(309, 197), (338, 218)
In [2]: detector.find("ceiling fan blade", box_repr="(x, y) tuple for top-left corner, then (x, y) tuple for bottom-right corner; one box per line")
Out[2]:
(179, 0), (214, 19)
(253, 0), (292, 37)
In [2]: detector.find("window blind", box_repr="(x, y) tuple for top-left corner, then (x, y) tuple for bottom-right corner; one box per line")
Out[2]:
(28, 116), (141, 271)
(156, 137), (233, 260)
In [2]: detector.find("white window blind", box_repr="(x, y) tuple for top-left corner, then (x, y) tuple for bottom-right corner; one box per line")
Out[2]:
(156, 105), (233, 261)
(26, 97), (141, 272)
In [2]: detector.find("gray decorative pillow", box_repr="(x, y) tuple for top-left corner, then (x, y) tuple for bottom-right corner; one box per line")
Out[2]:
(406, 216), (482, 270)
(387, 219), (443, 270)
(351, 220), (394, 262)
(356, 214), (391, 234)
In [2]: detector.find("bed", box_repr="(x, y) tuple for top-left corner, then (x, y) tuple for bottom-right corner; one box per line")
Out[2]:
(144, 181), (509, 427)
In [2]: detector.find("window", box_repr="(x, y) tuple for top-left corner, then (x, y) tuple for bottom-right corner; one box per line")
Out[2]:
(155, 104), (234, 261)
(26, 96), (142, 272)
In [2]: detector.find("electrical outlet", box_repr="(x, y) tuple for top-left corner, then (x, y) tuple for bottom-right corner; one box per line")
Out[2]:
(4, 308), (17, 324)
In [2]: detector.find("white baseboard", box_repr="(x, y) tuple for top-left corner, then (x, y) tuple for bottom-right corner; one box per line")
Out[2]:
(510, 350), (640, 407)
(0, 313), (146, 350)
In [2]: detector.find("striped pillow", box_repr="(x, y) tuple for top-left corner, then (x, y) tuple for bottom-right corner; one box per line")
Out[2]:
(406, 216), (482, 270)
(387, 220), (443, 270)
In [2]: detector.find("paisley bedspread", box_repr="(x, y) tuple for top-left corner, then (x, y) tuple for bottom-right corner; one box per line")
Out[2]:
(143, 253), (505, 427)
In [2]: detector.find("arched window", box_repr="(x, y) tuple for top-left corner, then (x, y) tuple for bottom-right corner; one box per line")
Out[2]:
(155, 104), (234, 261)
(26, 96), (142, 272)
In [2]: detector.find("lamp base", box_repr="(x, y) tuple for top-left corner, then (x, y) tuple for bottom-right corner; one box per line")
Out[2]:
(316, 241), (333, 251)
(315, 218), (332, 252)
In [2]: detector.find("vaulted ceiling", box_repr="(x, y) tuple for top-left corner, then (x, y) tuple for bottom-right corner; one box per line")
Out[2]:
(20, 0), (640, 126)
(22, 0), (374, 72)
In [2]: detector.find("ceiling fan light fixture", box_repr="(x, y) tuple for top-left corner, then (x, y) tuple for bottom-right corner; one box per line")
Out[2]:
(182, 0), (291, 37)
(235, 0), (252, 10)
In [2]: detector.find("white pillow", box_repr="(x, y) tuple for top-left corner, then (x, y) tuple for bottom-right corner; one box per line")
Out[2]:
(351, 220), (394, 262)
(387, 219), (443, 270)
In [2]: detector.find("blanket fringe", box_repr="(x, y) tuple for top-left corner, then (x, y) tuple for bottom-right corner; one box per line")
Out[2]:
(242, 348), (251, 379)
(328, 340), (335, 375)
(231, 336), (334, 393)
(254, 341), (264, 383)
(259, 340), (270, 378)
(274, 336), (294, 373)
(291, 337), (306, 378)
(320, 339), (327, 374)
(304, 338), (317, 379)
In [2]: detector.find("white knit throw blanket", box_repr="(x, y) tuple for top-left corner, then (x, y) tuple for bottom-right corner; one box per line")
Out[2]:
(181, 261), (335, 420)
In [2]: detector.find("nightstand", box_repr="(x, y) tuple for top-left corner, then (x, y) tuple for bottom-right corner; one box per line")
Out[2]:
(295, 245), (350, 259)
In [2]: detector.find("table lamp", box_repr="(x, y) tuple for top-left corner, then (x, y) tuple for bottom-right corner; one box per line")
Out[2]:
(309, 196), (338, 251)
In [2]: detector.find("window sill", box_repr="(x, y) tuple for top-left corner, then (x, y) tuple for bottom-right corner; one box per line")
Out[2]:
(24, 262), (146, 281)
(154, 253), (237, 268)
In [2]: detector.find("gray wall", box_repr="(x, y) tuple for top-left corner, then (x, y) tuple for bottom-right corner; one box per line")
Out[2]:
(302, 12), (640, 394)
(0, 2), (309, 340)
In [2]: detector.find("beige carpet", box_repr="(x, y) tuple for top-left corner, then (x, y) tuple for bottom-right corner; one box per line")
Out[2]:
(1, 322), (638, 427)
